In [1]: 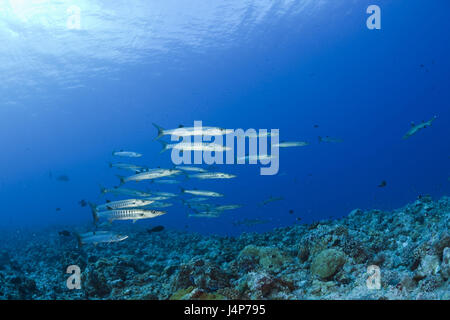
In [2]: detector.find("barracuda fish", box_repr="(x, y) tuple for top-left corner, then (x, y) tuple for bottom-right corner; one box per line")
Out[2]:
(152, 192), (177, 198)
(143, 202), (173, 208)
(109, 162), (148, 173)
(175, 166), (207, 172)
(318, 136), (343, 143)
(143, 196), (170, 201)
(112, 150), (142, 158)
(99, 185), (152, 197)
(215, 204), (242, 211)
(184, 197), (209, 203)
(153, 179), (181, 184)
(402, 116), (437, 139)
(75, 231), (128, 247)
(117, 169), (181, 184)
(93, 199), (154, 211)
(235, 131), (279, 138)
(159, 141), (231, 153)
(153, 123), (233, 140)
(259, 196), (284, 206)
(188, 172), (236, 180)
(91, 206), (166, 223)
(188, 212), (221, 218)
(273, 141), (309, 148)
(180, 188), (223, 197)
(232, 218), (271, 227)
(236, 154), (277, 162)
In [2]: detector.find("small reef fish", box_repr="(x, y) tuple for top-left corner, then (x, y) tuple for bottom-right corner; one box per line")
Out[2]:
(91, 207), (166, 223)
(78, 199), (87, 207)
(181, 188), (223, 197)
(153, 123), (233, 140)
(318, 136), (343, 143)
(93, 199), (154, 211)
(159, 141), (231, 153)
(112, 150), (142, 158)
(188, 172), (236, 180)
(378, 180), (387, 188)
(273, 141), (309, 148)
(402, 116), (437, 139)
(118, 169), (181, 183)
(75, 231), (128, 247)
(175, 166), (207, 172)
(232, 218), (271, 226)
(100, 185), (151, 197)
(260, 196), (284, 206)
(147, 226), (165, 233)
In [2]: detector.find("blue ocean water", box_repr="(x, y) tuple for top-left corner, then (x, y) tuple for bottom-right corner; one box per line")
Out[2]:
(0, 0), (449, 238)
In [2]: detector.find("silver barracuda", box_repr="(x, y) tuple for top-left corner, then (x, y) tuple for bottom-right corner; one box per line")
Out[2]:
(91, 207), (166, 223)
(93, 199), (154, 211)
(153, 123), (233, 140)
(180, 188), (223, 197)
(112, 150), (142, 158)
(188, 172), (236, 180)
(159, 141), (231, 153)
(99, 185), (152, 197)
(74, 231), (128, 247)
(118, 169), (181, 183)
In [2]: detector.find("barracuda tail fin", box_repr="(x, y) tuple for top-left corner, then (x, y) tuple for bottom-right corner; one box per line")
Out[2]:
(73, 232), (83, 248)
(99, 184), (107, 195)
(157, 140), (169, 153)
(318, 136), (323, 143)
(116, 175), (126, 185)
(153, 123), (165, 140)
(180, 187), (186, 194)
(89, 203), (99, 224)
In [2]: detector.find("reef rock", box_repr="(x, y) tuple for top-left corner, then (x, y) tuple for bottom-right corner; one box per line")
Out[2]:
(310, 249), (346, 279)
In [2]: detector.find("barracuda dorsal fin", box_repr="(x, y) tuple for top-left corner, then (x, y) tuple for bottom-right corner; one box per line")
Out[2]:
(107, 206), (113, 210)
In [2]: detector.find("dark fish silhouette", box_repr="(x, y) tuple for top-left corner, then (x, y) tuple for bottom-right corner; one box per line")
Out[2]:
(378, 180), (387, 188)
(56, 175), (70, 182)
(147, 226), (165, 233)
(55, 208), (61, 212)
(79, 200), (87, 207)
(58, 230), (71, 237)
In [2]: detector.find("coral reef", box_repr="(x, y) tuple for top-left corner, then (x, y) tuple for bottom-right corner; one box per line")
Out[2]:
(0, 195), (449, 300)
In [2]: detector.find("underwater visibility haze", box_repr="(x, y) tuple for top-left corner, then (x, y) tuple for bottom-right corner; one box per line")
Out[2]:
(0, 0), (449, 300)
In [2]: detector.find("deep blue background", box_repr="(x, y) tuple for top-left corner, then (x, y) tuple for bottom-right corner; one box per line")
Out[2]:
(0, 0), (449, 236)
